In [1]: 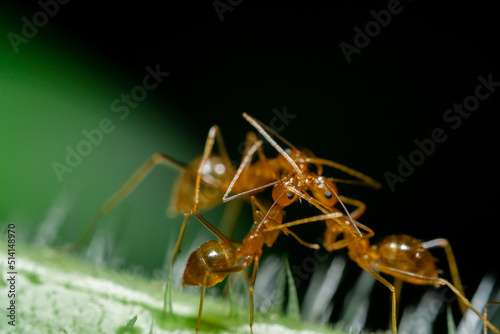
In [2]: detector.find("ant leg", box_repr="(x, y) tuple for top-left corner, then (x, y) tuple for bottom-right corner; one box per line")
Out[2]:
(435, 278), (499, 333)
(171, 124), (234, 260)
(72, 153), (187, 251)
(264, 212), (374, 251)
(372, 265), (500, 333)
(306, 157), (382, 190)
(165, 209), (232, 314)
(436, 279), (499, 333)
(248, 253), (261, 334)
(193, 125), (231, 211)
(223, 140), (280, 202)
(393, 278), (403, 325)
(281, 228), (320, 249)
(196, 274), (209, 334)
(484, 302), (500, 334)
(360, 264), (398, 334)
(421, 238), (466, 315)
(172, 209), (232, 262)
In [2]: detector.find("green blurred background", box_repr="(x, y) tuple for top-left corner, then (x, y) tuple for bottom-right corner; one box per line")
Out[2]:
(1, 1), (499, 331)
(0, 2), (219, 276)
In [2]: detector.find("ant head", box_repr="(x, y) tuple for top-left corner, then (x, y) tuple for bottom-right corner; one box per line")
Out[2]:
(272, 176), (299, 207)
(308, 175), (338, 208)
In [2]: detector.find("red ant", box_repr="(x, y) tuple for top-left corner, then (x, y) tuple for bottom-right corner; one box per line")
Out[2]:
(264, 212), (500, 333)
(178, 193), (344, 333)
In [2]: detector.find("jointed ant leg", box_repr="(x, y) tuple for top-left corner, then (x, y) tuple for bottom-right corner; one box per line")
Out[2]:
(251, 195), (320, 249)
(172, 209), (232, 264)
(372, 265), (500, 333)
(421, 238), (466, 314)
(339, 196), (366, 220)
(264, 211), (374, 251)
(437, 278), (498, 333)
(72, 153), (187, 251)
(197, 274), (209, 334)
(361, 265), (398, 334)
(393, 278), (403, 324)
(193, 125), (231, 211)
(249, 254), (261, 334)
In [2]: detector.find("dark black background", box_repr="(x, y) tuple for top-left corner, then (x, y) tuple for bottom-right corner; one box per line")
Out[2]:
(10, 0), (500, 331)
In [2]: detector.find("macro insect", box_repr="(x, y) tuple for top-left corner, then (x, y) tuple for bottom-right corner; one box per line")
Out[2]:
(178, 193), (345, 333)
(265, 213), (500, 333)
(223, 113), (379, 245)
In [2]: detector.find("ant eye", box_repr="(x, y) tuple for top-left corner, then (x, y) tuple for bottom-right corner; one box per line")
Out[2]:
(324, 191), (332, 199)
(287, 192), (295, 200)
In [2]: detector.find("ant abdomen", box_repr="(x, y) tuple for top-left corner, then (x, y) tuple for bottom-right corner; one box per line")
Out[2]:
(378, 235), (438, 283)
(182, 240), (236, 287)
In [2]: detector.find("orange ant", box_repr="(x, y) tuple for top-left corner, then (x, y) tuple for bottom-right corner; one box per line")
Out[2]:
(264, 213), (500, 333)
(178, 193), (345, 333)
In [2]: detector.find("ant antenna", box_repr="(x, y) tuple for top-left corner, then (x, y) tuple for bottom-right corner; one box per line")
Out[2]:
(223, 139), (280, 202)
(242, 113), (298, 151)
(326, 185), (362, 237)
(242, 113), (304, 178)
